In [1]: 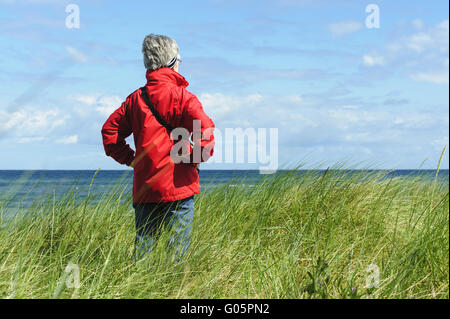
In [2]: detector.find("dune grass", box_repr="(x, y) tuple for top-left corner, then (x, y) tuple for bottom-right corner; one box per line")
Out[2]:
(0, 166), (448, 299)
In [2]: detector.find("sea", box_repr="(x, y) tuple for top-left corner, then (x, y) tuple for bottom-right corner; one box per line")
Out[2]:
(0, 169), (448, 213)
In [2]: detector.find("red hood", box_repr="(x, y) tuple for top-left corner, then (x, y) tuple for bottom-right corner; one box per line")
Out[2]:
(145, 67), (189, 88)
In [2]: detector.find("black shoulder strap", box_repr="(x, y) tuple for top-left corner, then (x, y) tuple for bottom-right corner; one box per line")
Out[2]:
(140, 87), (174, 132)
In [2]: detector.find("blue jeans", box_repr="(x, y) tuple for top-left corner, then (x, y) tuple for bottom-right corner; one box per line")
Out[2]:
(133, 195), (195, 261)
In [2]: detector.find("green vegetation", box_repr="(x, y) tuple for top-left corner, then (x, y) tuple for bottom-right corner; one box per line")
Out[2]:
(0, 166), (448, 299)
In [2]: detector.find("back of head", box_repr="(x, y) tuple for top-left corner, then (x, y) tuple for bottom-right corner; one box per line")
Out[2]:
(142, 34), (179, 71)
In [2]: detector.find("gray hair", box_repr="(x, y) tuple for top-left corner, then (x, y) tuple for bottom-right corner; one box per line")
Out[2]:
(142, 34), (179, 70)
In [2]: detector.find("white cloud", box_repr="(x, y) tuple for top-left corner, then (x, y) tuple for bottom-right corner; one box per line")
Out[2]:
(364, 19), (449, 85)
(342, 105), (359, 110)
(17, 136), (46, 143)
(66, 46), (88, 63)
(362, 54), (385, 67)
(328, 21), (363, 37)
(56, 135), (78, 144)
(95, 95), (123, 116)
(199, 92), (444, 142)
(328, 107), (388, 131)
(432, 136), (449, 153)
(412, 19), (424, 30)
(0, 92), (123, 145)
(406, 33), (434, 53)
(411, 72), (449, 85)
(0, 108), (66, 137)
(70, 94), (123, 117)
(391, 19), (449, 54)
(393, 113), (436, 129)
(73, 94), (98, 106)
(199, 93), (263, 123)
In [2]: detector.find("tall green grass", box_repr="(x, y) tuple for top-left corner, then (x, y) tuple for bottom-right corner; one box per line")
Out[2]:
(0, 166), (448, 299)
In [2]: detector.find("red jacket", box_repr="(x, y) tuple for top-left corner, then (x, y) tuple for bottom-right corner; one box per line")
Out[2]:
(101, 67), (215, 203)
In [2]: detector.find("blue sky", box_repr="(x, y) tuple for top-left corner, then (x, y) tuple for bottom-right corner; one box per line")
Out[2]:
(0, 0), (448, 170)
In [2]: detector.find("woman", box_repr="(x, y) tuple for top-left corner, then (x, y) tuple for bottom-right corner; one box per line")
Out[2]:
(101, 34), (215, 260)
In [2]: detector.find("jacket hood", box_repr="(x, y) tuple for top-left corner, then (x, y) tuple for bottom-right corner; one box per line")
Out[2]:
(145, 67), (189, 88)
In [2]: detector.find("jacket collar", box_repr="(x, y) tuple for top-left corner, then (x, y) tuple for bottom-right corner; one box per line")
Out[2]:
(145, 67), (189, 88)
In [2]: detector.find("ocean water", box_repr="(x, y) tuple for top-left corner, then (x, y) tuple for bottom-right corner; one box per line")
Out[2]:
(0, 169), (448, 212)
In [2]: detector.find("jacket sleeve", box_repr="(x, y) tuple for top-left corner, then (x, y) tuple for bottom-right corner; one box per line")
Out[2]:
(101, 97), (135, 166)
(181, 91), (215, 163)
